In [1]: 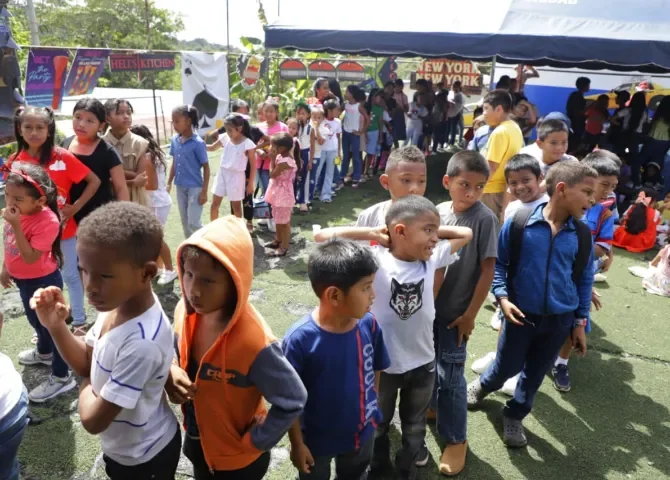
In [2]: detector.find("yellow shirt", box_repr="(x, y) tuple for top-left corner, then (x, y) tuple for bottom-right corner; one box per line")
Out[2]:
(483, 120), (524, 194)
(657, 201), (670, 222)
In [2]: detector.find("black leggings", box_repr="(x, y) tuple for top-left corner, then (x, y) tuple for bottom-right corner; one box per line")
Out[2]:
(183, 436), (270, 480)
(103, 427), (181, 479)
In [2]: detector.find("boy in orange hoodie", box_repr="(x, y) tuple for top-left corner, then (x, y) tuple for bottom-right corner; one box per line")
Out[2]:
(164, 215), (307, 479)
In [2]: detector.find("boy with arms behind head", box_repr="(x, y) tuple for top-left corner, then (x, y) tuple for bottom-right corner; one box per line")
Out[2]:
(31, 202), (181, 478)
(468, 160), (597, 448)
(481, 90), (525, 221)
(283, 239), (390, 479)
(356, 146), (427, 227)
(316, 196), (472, 480)
(432, 151), (499, 476)
(165, 216), (306, 479)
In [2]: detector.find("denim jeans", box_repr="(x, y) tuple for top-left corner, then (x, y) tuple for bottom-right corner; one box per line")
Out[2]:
(314, 151), (338, 201)
(176, 186), (203, 238)
(664, 151), (670, 196)
(0, 389), (29, 480)
(447, 115), (460, 145)
(61, 237), (85, 326)
(432, 319), (468, 444)
(341, 131), (362, 182)
(296, 149), (314, 204)
(298, 434), (373, 480)
(372, 361), (435, 478)
(258, 169), (270, 196)
(480, 313), (574, 420)
(406, 125), (422, 148)
(14, 269), (69, 378)
(433, 121), (447, 152)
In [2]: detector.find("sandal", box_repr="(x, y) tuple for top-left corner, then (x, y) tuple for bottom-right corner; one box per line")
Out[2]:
(265, 240), (281, 249)
(72, 325), (88, 337)
(267, 248), (288, 257)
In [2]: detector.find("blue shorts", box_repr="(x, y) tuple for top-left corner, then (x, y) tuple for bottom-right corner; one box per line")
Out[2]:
(366, 130), (379, 155)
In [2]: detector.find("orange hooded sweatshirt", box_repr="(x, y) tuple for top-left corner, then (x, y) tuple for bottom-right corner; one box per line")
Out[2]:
(173, 216), (306, 472)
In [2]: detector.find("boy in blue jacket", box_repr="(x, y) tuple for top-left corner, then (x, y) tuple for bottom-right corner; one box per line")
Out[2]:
(467, 160), (597, 448)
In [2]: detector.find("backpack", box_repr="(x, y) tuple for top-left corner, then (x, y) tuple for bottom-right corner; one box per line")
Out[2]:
(624, 203), (648, 235)
(507, 208), (592, 301)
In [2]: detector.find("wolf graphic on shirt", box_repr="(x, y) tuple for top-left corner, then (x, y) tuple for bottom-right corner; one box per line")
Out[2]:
(389, 278), (424, 320)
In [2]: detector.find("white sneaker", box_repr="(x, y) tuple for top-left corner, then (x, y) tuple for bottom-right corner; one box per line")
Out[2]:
(501, 373), (519, 397)
(490, 308), (503, 331)
(29, 374), (76, 403)
(628, 265), (650, 278)
(156, 268), (165, 279)
(594, 273), (608, 283)
(157, 269), (178, 286)
(267, 218), (276, 233)
(257, 219), (268, 226)
(471, 352), (496, 375)
(18, 349), (52, 366)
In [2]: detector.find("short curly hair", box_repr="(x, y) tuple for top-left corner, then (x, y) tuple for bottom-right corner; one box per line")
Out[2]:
(77, 202), (163, 267)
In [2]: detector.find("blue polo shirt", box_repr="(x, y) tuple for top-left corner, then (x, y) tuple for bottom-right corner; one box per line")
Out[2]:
(583, 202), (615, 246)
(169, 134), (208, 188)
(282, 312), (390, 456)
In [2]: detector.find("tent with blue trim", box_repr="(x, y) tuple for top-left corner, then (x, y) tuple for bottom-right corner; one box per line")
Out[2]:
(265, 0), (670, 73)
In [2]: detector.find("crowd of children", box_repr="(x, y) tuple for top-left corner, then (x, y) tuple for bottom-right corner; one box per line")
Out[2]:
(1, 79), (669, 480)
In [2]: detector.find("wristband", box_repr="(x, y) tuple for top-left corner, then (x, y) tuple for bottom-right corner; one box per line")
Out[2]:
(575, 318), (587, 327)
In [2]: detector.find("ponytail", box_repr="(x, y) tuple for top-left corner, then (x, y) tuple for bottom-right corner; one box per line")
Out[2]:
(173, 104), (200, 131)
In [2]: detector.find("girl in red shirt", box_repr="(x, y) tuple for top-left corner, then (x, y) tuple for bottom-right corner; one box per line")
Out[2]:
(11, 106), (101, 336)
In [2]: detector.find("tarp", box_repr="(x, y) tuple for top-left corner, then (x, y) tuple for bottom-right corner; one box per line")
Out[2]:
(265, 0), (670, 73)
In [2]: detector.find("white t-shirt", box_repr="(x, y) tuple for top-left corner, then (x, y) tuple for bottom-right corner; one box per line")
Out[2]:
(447, 91), (464, 118)
(86, 298), (178, 466)
(218, 134), (256, 172)
(520, 143), (576, 176)
(298, 124), (311, 150)
(370, 242), (456, 374)
(356, 200), (391, 228)
(322, 118), (342, 152)
(343, 101), (361, 133)
(0, 352), (24, 420)
(311, 123), (331, 158)
(504, 194), (550, 222)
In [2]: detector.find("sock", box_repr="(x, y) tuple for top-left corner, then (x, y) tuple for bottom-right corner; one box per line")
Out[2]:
(555, 357), (569, 367)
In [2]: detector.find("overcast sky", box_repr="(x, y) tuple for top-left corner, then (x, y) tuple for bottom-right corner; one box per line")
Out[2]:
(155, 0), (296, 47)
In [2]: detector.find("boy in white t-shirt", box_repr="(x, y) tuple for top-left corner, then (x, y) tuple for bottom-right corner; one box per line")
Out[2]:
(315, 195), (472, 479)
(520, 117), (576, 179)
(31, 202), (180, 479)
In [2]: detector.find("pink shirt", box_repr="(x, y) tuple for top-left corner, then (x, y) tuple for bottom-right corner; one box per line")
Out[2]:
(3, 208), (60, 280)
(265, 155), (297, 208)
(256, 122), (288, 170)
(658, 245), (670, 278)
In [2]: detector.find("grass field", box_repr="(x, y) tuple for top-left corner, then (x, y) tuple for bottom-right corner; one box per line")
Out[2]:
(3, 151), (670, 479)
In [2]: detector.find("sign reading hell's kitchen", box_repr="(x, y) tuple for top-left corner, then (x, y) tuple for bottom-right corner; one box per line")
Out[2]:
(415, 60), (482, 94)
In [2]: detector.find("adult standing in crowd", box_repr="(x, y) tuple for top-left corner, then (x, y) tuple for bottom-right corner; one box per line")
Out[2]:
(566, 76), (591, 152)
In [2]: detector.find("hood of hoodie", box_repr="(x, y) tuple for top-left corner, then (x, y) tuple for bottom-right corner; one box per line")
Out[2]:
(176, 215), (253, 332)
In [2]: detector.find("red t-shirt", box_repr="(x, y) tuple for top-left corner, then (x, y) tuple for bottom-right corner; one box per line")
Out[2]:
(11, 147), (91, 240)
(3, 208), (60, 279)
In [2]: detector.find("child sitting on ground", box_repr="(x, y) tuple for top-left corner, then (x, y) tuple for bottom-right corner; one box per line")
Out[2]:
(283, 238), (390, 479)
(315, 195), (472, 480)
(165, 216), (306, 480)
(468, 160), (596, 449)
(613, 189), (661, 253)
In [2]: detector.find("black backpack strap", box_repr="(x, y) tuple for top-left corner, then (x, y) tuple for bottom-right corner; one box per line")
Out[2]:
(572, 219), (593, 283)
(507, 208), (533, 302)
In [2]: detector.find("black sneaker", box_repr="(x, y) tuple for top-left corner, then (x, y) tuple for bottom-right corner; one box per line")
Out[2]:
(415, 443), (429, 467)
(552, 364), (571, 392)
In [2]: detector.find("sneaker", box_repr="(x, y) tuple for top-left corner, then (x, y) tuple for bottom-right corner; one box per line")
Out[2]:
(594, 273), (608, 283)
(29, 374), (76, 403)
(322, 198), (332, 204)
(501, 373), (519, 397)
(352, 182), (360, 189)
(415, 443), (429, 467)
(157, 269), (178, 286)
(359, 176), (368, 184)
(335, 183), (344, 191)
(471, 352), (496, 375)
(466, 378), (489, 409)
(439, 441), (468, 476)
(503, 416), (527, 448)
(552, 364), (571, 392)
(19, 349), (52, 366)
(155, 268), (165, 278)
(490, 308), (503, 330)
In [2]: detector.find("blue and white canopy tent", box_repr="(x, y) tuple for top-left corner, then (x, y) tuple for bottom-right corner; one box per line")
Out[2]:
(265, 0), (670, 73)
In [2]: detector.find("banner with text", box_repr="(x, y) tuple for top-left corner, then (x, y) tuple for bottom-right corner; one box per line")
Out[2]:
(64, 49), (110, 96)
(181, 51), (229, 134)
(110, 53), (176, 73)
(414, 59), (482, 95)
(24, 47), (70, 110)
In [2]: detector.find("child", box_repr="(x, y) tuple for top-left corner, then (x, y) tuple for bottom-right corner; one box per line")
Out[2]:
(103, 99), (150, 205)
(641, 244), (670, 296)
(468, 160), (596, 448)
(257, 100), (289, 196)
(295, 103), (313, 213)
(363, 89), (384, 180)
(520, 117), (576, 176)
(265, 133), (298, 257)
(613, 189), (661, 252)
(406, 93), (428, 148)
(341, 85), (369, 188)
(446, 81), (465, 148)
(164, 216), (306, 479)
(208, 114), (256, 220)
(12, 106), (101, 335)
(283, 238), (390, 479)
(481, 90), (525, 221)
(433, 151), (499, 476)
(313, 100), (342, 201)
(64, 98), (130, 223)
(471, 154), (550, 394)
(356, 146), (427, 228)
(130, 124), (178, 286)
(584, 94), (610, 151)
(31, 202), (181, 478)
(1, 163), (74, 402)
(0, 311), (29, 480)
(167, 105), (210, 238)
(309, 106), (328, 198)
